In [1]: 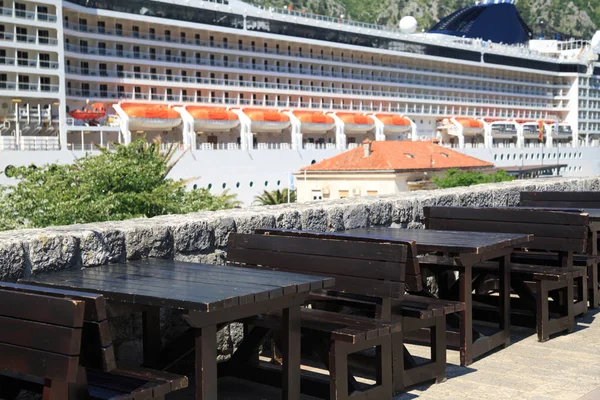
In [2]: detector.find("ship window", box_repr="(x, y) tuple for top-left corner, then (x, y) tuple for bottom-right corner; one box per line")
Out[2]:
(236, 182), (240, 188)
(222, 183), (226, 189)
(249, 181), (253, 187)
(208, 183), (212, 189)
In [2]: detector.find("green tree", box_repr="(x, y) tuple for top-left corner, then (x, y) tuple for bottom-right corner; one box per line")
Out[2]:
(0, 139), (238, 231)
(432, 168), (514, 189)
(254, 189), (296, 205)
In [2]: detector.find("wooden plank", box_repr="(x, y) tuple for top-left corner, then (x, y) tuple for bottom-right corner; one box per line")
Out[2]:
(427, 218), (587, 239)
(230, 233), (408, 262)
(0, 342), (80, 382)
(520, 200), (600, 208)
(0, 282), (107, 321)
(88, 384), (132, 400)
(229, 261), (403, 298)
(425, 206), (589, 225)
(0, 289), (85, 328)
(521, 191), (600, 203)
(110, 367), (188, 392)
(227, 247), (405, 282)
(0, 316), (82, 355)
(345, 227), (531, 254)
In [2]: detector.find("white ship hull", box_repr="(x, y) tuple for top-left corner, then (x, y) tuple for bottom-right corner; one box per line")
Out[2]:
(2, 146), (597, 205)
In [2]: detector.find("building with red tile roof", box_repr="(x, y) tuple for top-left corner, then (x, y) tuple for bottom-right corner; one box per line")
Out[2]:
(295, 140), (494, 202)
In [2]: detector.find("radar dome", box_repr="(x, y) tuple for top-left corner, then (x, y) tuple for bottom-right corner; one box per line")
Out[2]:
(399, 16), (418, 33)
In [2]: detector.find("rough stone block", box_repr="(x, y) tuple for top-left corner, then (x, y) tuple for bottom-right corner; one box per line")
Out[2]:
(173, 219), (215, 254)
(0, 240), (27, 282)
(368, 200), (393, 227)
(77, 227), (125, 267)
(325, 205), (345, 232)
(27, 233), (79, 274)
(342, 203), (370, 230)
(301, 207), (328, 231)
(275, 209), (302, 230)
(233, 212), (276, 234)
(123, 222), (174, 260)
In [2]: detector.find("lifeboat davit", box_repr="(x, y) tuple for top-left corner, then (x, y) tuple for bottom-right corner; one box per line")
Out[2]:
(337, 113), (375, 133)
(187, 107), (239, 132)
(293, 111), (336, 133)
(120, 103), (182, 131)
(375, 113), (412, 134)
(244, 109), (290, 132)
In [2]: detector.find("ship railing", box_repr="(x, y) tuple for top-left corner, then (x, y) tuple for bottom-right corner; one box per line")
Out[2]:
(253, 143), (292, 150)
(19, 136), (60, 151)
(302, 143), (336, 150)
(0, 136), (17, 151)
(63, 57), (552, 99)
(60, 40), (562, 92)
(4, 7), (58, 22)
(196, 142), (241, 151)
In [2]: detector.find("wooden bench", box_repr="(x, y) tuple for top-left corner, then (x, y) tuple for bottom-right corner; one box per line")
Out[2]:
(254, 229), (466, 389)
(520, 191), (600, 309)
(227, 230), (462, 395)
(0, 282), (188, 400)
(424, 206), (588, 342)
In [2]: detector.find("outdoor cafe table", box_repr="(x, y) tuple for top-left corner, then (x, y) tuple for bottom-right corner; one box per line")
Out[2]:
(20, 259), (335, 400)
(344, 227), (532, 366)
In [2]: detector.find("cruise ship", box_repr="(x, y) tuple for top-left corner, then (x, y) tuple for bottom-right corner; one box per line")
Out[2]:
(1, 0), (600, 203)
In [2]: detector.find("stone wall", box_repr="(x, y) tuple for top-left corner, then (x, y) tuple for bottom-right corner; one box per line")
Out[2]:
(1, 176), (599, 363)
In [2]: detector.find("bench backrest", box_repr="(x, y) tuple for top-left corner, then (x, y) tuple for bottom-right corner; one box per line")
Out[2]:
(0, 285), (85, 384)
(227, 229), (412, 299)
(424, 206), (589, 254)
(0, 282), (116, 372)
(254, 228), (423, 292)
(520, 191), (600, 208)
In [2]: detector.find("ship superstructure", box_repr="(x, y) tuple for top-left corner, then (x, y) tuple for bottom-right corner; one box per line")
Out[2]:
(1, 0), (600, 203)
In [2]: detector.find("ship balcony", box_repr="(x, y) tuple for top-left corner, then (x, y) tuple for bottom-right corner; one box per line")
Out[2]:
(62, 45), (555, 99)
(0, 135), (60, 151)
(2, 57), (60, 70)
(0, 82), (59, 95)
(64, 73), (554, 110)
(0, 7), (58, 23)
(0, 32), (58, 46)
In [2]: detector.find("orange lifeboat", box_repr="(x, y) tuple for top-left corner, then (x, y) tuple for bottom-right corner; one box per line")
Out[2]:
(187, 106), (239, 132)
(120, 103), (182, 131)
(375, 113), (412, 134)
(455, 118), (484, 129)
(337, 113), (374, 134)
(69, 102), (107, 120)
(293, 111), (335, 133)
(244, 108), (291, 132)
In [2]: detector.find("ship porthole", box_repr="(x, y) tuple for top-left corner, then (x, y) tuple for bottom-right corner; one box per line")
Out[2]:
(193, 184), (198, 190)
(222, 183), (226, 189)
(236, 182), (240, 188)
(208, 183), (212, 190)
(4, 165), (15, 178)
(250, 181), (254, 187)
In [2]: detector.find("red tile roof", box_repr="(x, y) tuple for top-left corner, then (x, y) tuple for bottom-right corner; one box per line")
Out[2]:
(301, 141), (493, 172)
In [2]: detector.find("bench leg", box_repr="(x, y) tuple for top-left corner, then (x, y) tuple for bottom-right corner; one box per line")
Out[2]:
(588, 262), (599, 309)
(281, 305), (301, 400)
(574, 274), (588, 317)
(376, 335), (393, 397)
(459, 266), (473, 366)
(329, 341), (349, 400)
(42, 379), (68, 400)
(432, 315), (447, 384)
(391, 331), (405, 393)
(195, 325), (217, 400)
(536, 280), (550, 342)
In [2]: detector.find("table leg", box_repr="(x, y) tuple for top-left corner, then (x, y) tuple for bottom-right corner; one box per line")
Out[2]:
(195, 325), (217, 400)
(142, 308), (162, 368)
(459, 266), (473, 366)
(280, 305), (301, 400)
(498, 255), (511, 348)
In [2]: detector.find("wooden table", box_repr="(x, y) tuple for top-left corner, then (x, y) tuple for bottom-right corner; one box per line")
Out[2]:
(21, 259), (334, 400)
(345, 228), (532, 366)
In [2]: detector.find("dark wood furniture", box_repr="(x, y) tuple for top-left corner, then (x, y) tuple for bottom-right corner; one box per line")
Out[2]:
(21, 260), (334, 400)
(343, 227), (531, 366)
(0, 286), (85, 400)
(226, 232), (404, 399)
(424, 206), (588, 342)
(250, 229), (465, 391)
(0, 282), (189, 400)
(520, 191), (600, 308)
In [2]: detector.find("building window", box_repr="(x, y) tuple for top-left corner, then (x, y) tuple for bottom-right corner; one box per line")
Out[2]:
(339, 190), (349, 199)
(367, 190), (378, 196)
(311, 190), (323, 201)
